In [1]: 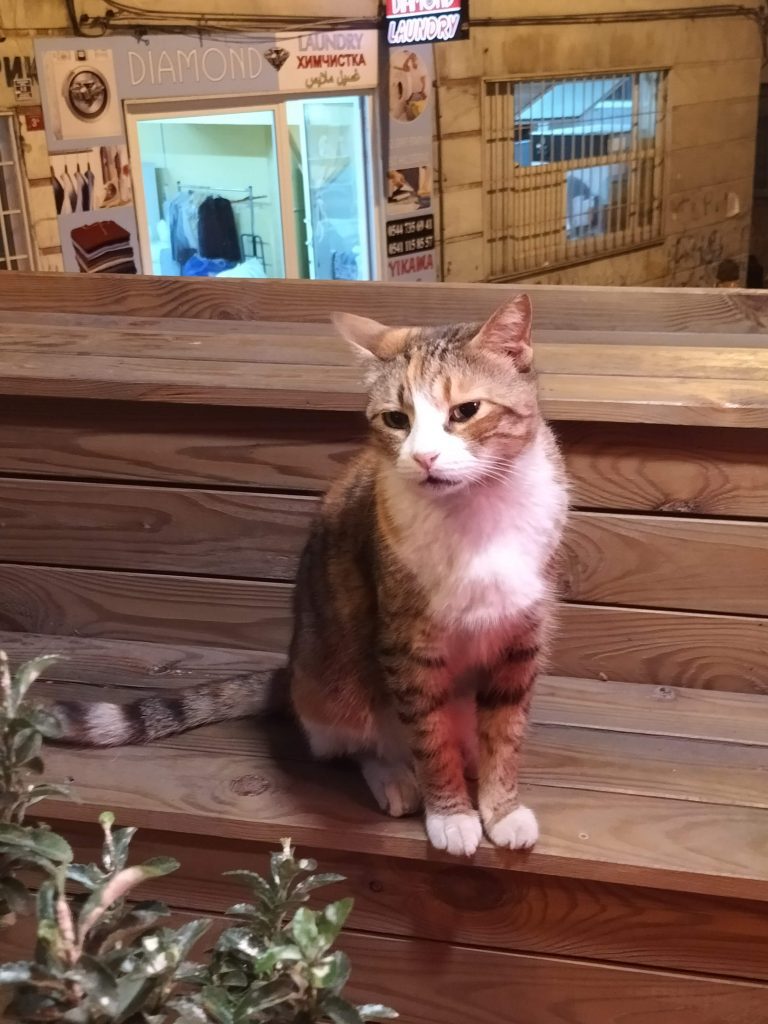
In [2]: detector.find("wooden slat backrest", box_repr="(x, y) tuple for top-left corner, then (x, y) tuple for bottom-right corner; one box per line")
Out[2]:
(2, 271), (768, 333)
(0, 276), (765, 693)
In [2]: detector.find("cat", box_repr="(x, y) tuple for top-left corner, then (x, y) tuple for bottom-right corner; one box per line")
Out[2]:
(54, 294), (568, 858)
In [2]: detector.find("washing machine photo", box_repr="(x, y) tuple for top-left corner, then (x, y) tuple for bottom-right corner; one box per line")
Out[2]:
(45, 48), (122, 143)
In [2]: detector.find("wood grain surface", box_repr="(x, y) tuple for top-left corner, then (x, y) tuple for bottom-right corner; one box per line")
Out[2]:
(1, 631), (760, 746)
(0, 353), (766, 425)
(34, 734), (768, 899)
(0, 564), (765, 692)
(563, 512), (768, 616)
(3, 909), (765, 1024)
(3, 317), (768, 380)
(2, 483), (767, 619)
(2, 271), (768, 334)
(0, 397), (362, 489)
(0, 400), (766, 520)
(553, 604), (768, 694)
(556, 421), (768, 517)
(49, 824), (768, 982)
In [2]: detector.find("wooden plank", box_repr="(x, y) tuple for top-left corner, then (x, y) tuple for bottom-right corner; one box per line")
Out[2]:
(2, 271), (768, 334)
(0, 399), (765, 518)
(0, 632), (282, 688)
(556, 421), (768, 518)
(0, 564), (293, 652)
(2, 632), (762, 747)
(534, 677), (768, 746)
(59, 824), (768, 982)
(39, 685), (765, 812)
(5, 321), (768, 380)
(563, 512), (768, 616)
(1, 565), (766, 695)
(553, 604), (768, 695)
(1, 353), (766, 426)
(0, 478), (315, 579)
(536, 342), (768, 381)
(524, 724), (768, 809)
(538, 374), (768, 429)
(0, 397), (362, 490)
(34, 738), (768, 898)
(6, 487), (768, 616)
(0, 320), (349, 366)
(3, 909), (766, 1024)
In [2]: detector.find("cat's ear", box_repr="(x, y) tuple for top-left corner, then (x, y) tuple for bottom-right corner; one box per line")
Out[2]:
(332, 312), (408, 361)
(470, 294), (533, 372)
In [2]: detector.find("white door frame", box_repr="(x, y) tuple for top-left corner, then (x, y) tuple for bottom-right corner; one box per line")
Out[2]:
(124, 95), (299, 277)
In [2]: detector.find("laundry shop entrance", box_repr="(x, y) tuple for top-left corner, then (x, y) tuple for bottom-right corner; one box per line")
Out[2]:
(126, 93), (379, 282)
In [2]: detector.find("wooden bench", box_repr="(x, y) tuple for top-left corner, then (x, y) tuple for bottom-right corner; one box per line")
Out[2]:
(0, 273), (766, 1022)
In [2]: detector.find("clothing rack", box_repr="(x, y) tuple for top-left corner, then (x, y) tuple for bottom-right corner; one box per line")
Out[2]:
(176, 182), (268, 269)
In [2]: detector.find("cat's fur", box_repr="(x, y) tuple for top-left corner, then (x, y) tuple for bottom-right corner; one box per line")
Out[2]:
(55, 295), (568, 858)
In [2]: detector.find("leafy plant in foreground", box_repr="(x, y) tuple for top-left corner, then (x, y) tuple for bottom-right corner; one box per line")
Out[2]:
(0, 651), (397, 1023)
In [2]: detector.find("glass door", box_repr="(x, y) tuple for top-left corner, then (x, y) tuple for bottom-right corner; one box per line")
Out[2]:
(127, 94), (377, 280)
(128, 104), (288, 278)
(286, 96), (373, 280)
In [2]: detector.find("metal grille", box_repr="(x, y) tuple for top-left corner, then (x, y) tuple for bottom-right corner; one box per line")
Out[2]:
(484, 71), (667, 278)
(0, 114), (32, 272)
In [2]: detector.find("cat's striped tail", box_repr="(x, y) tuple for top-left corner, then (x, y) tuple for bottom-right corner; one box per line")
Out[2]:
(53, 667), (289, 747)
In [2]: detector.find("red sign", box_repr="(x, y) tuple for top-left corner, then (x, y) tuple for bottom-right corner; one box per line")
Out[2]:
(385, 0), (468, 45)
(23, 108), (45, 132)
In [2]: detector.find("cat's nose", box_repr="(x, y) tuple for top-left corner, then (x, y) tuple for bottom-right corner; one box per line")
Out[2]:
(413, 451), (439, 471)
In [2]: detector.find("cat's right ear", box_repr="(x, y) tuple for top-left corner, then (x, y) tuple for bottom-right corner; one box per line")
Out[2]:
(332, 312), (407, 361)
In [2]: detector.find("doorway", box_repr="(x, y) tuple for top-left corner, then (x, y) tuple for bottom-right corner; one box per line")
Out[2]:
(126, 94), (378, 280)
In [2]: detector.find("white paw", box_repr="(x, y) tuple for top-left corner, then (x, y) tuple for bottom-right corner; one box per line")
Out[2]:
(486, 805), (539, 850)
(361, 759), (421, 818)
(426, 811), (483, 857)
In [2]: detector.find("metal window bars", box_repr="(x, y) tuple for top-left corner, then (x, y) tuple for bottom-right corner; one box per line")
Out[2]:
(0, 114), (33, 272)
(483, 71), (667, 279)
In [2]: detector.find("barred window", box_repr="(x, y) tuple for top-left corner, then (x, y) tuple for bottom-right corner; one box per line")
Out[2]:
(484, 71), (667, 278)
(0, 114), (32, 272)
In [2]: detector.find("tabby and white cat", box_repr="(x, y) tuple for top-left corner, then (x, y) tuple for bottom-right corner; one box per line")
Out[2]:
(55, 295), (568, 858)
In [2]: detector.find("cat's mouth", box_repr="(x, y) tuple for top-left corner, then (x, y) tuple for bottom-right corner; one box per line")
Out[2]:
(420, 473), (461, 491)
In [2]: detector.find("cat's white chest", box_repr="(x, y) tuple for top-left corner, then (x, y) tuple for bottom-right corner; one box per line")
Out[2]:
(386, 436), (565, 633)
(412, 515), (548, 628)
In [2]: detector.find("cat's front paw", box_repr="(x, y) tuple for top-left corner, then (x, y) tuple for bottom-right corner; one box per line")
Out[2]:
(486, 805), (539, 850)
(426, 810), (483, 857)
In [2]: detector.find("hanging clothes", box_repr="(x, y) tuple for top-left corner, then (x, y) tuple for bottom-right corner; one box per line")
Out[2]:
(167, 191), (201, 266)
(198, 196), (241, 263)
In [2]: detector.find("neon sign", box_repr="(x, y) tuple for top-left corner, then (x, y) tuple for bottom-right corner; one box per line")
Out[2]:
(385, 0), (469, 46)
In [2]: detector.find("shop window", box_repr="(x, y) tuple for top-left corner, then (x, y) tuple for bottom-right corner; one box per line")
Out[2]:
(483, 71), (667, 278)
(0, 114), (33, 272)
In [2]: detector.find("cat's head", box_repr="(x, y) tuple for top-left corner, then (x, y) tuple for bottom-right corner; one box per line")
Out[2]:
(333, 295), (540, 495)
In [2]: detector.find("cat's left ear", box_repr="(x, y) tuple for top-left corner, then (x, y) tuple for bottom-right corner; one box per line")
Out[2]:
(469, 294), (533, 372)
(332, 312), (408, 361)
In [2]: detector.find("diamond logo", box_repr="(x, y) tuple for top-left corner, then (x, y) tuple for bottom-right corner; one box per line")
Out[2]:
(264, 47), (290, 71)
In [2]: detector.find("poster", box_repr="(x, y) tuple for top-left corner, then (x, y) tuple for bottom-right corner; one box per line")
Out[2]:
(385, 45), (436, 281)
(57, 205), (139, 276)
(50, 144), (132, 216)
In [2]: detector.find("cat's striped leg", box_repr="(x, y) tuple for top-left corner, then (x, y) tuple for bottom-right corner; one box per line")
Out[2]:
(477, 640), (541, 850)
(380, 641), (481, 857)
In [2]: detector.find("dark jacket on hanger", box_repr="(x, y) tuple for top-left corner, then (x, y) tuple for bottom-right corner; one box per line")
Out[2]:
(198, 196), (241, 263)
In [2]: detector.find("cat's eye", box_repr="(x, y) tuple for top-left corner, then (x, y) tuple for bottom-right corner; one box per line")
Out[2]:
(450, 401), (481, 423)
(382, 410), (410, 430)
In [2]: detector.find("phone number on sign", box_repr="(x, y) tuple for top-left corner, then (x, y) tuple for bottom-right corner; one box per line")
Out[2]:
(386, 215), (435, 257)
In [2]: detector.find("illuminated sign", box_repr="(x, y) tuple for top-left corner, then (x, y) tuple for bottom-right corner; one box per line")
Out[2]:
(385, 0), (469, 45)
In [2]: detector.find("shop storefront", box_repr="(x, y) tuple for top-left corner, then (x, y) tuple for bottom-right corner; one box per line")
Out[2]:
(33, 30), (438, 283)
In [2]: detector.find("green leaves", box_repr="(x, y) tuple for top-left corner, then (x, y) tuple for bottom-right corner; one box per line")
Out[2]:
(0, 823), (73, 865)
(0, 657), (398, 1024)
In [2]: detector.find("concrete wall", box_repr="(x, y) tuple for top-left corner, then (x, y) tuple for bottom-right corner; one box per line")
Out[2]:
(436, 0), (763, 285)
